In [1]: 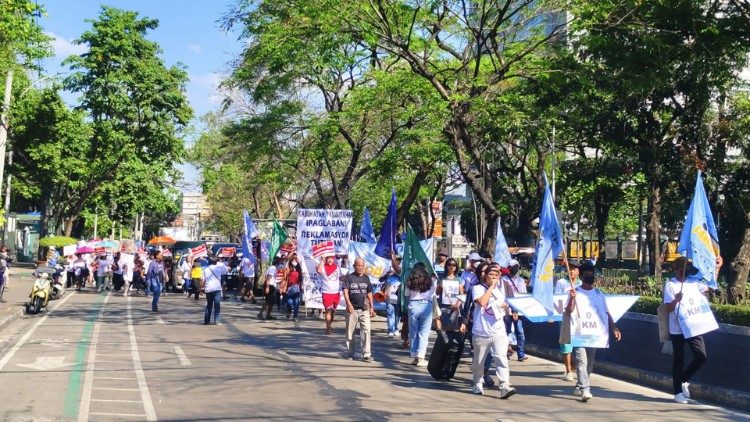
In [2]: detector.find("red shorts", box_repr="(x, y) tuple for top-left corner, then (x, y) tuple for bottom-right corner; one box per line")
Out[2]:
(322, 293), (340, 310)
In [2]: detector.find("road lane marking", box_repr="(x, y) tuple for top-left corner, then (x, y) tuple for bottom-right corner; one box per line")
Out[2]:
(156, 317), (165, 325)
(92, 387), (140, 391)
(91, 399), (142, 403)
(89, 412), (147, 417)
(127, 297), (157, 421)
(16, 356), (76, 370)
(172, 345), (191, 366)
(77, 294), (110, 422)
(98, 377), (137, 380)
(0, 291), (76, 371)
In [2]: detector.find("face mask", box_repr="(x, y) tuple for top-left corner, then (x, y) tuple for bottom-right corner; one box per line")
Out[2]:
(510, 267), (519, 275)
(291, 260), (298, 266)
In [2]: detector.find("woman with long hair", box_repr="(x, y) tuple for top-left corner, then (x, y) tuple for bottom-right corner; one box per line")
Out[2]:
(407, 262), (437, 367)
(436, 257), (464, 331)
(282, 253), (304, 322)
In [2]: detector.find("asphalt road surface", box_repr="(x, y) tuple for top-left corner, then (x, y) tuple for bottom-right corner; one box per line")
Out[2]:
(0, 283), (747, 422)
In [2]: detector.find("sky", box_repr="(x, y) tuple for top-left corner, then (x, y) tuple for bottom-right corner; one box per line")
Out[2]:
(36, 0), (246, 192)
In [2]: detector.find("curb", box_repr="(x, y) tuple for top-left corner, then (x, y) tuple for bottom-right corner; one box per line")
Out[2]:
(525, 343), (750, 412)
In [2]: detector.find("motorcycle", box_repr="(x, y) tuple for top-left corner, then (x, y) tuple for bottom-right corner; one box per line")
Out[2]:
(50, 264), (67, 300)
(26, 267), (54, 315)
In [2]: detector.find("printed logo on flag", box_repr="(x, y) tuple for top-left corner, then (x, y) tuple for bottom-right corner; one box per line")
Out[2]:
(312, 241), (336, 259)
(191, 244), (208, 258)
(220, 247), (236, 257)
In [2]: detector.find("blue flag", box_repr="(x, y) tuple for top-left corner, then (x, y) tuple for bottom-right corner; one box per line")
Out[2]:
(374, 189), (398, 259)
(530, 181), (565, 315)
(493, 217), (512, 267)
(678, 171), (720, 289)
(242, 209), (259, 264)
(360, 207), (377, 244)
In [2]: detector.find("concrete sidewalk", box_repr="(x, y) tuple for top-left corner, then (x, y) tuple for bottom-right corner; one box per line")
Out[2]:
(0, 270), (37, 331)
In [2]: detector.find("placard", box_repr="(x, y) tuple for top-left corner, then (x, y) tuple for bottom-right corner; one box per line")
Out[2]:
(296, 209), (353, 257)
(63, 245), (77, 257)
(621, 241), (638, 260)
(507, 293), (639, 323)
(605, 241), (618, 260)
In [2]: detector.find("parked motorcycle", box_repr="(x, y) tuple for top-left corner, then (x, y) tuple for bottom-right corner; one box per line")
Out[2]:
(26, 267), (54, 315)
(50, 264), (66, 300)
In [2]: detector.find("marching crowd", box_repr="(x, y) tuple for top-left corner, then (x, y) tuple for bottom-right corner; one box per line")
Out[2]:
(39, 243), (720, 405)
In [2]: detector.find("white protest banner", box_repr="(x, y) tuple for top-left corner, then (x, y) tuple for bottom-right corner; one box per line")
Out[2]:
(191, 244), (208, 259)
(301, 257), (387, 312)
(297, 209), (353, 257)
(507, 293), (639, 323)
(63, 245), (76, 257)
(569, 292), (610, 348)
(677, 288), (719, 338)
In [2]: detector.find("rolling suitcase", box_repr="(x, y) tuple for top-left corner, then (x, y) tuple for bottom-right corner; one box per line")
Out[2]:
(428, 330), (466, 381)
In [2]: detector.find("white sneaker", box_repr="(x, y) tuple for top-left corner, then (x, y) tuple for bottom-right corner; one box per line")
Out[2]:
(573, 387), (584, 397)
(674, 393), (688, 404)
(388, 332), (395, 337)
(563, 372), (574, 381)
(472, 382), (484, 395)
(681, 382), (690, 399)
(499, 386), (516, 399)
(416, 358), (428, 367)
(581, 391), (593, 402)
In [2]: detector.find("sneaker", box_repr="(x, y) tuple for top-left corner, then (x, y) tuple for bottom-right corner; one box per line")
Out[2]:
(286, 314), (291, 321)
(411, 358), (419, 366)
(293, 317), (299, 323)
(483, 374), (495, 387)
(518, 355), (529, 362)
(499, 386), (517, 399)
(681, 382), (690, 399)
(240, 297), (247, 303)
(0, 298), (6, 303)
(581, 391), (593, 402)
(573, 387), (584, 397)
(346, 355), (354, 360)
(388, 332), (395, 338)
(563, 372), (574, 381)
(472, 382), (484, 395)
(416, 359), (428, 367)
(257, 313), (265, 320)
(362, 356), (374, 363)
(674, 393), (688, 404)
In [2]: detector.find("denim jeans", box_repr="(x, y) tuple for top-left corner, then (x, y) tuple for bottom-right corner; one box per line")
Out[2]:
(150, 280), (161, 311)
(205, 290), (221, 323)
(408, 300), (433, 359)
(386, 302), (401, 333)
(504, 314), (526, 358)
(96, 275), (107, 292)
(285, 290), (301, 318)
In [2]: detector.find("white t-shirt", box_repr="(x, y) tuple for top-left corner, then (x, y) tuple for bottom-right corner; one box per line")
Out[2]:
(204, 263), (228, 293)
(120, 256), (135, 281)
(554, 277), (581, 295)
(265, 266), (278, 287)
(96, 257), (112, 277)
(385, 275), (401, 304)
(503, 274), (527, 297)
(321, 265), (342, 294)
(571, 286), (610, 321)
(408, 279), (437, 301)
(241, 257), (255, 278)
(471, 283), (507, 337)
(663, 278), (708, 335)
(440, 276), (461, 305)
(179, 260), (192, 280)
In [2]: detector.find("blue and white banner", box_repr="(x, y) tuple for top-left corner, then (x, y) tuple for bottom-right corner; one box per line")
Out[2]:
(493, 217), (512, 267)
(677, 289), (719, 338)
(507, 293), (639, 324)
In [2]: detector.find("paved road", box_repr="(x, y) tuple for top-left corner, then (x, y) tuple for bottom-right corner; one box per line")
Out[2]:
(0, 282), (747, 421)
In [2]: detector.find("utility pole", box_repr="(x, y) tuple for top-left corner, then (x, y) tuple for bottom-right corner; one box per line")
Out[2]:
(0, 70), (13, 220)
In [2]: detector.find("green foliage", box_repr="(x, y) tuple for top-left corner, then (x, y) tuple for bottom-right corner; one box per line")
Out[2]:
(38, 236), (77, 248)
(0, 0), (52, 68)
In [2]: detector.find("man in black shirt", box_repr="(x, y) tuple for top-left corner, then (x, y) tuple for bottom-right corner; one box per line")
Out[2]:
(342, 257), (374, 362)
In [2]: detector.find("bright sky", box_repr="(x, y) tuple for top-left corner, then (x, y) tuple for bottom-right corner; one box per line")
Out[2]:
(37, 0), (245, 192)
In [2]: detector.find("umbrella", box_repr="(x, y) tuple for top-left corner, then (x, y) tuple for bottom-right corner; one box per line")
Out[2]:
(148, 236), (176, 246)
(76, 246), (94, 254)
(96, 240), (118, 249)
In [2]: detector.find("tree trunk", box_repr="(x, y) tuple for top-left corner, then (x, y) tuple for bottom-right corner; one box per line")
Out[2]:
(594, 197), (611, 267)
(728, 209), (750, 304)
(480, 214), (499, 256)
(646, 184), (662, 277)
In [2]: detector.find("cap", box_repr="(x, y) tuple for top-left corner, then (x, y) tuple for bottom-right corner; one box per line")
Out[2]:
(437, 249), (449, 257)
(509, 259), (519, 267)
(467, 252), (483, 261)
(672, 256), (698, 274)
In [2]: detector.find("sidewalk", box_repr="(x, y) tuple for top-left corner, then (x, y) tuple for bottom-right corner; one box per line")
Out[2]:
(0, 271), (36, 331)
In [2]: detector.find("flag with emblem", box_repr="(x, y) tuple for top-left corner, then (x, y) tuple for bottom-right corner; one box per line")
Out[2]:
(530, 178), (564, 315)
(678, 171), (720, 289)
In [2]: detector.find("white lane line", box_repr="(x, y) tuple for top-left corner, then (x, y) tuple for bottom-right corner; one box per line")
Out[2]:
(0, 291), (76, 371)
(91, 399), (142, 403)
(78, 294), (110, 422)
(172, 346), (191, 366)
(97, 377), (136, 380)
(127, 297), (157, 421)
(155, 317), (165, 325)
(89, 412), (147, 417)
(92, 387), (140, 391)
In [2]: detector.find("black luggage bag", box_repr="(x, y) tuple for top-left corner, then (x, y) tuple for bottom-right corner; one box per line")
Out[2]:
(427, 330), (466, 381)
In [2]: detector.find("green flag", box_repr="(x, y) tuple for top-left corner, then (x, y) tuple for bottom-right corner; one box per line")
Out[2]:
(268, 219), (287, 263)
(400, 225), (436, 313)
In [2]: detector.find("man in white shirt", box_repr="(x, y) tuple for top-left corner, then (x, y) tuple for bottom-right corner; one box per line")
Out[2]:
(239, 255), (257, 304)
(502, 260), (528, 361)
(258, 257), (282, 320)
(460, 252), (483, 291)
(203, 258), (228, 325)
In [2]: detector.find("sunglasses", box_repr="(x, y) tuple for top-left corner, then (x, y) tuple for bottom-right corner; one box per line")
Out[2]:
(447, 264), (457, 267)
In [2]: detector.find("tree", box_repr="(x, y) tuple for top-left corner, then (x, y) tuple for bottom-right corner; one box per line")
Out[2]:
(59, 6), (192, 235)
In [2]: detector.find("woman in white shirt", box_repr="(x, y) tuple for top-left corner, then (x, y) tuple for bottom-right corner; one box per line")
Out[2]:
(406, 262), (437, 367)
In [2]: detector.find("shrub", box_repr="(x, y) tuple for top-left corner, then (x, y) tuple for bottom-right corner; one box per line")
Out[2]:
(38, 236), (78, 248)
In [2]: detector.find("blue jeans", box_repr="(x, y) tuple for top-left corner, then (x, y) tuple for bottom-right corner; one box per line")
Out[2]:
(205, 290), (221, 323)
(183, 278), (192, 292)
(150, 281), (161, 311)
(408, 300), (432, 359)
(285, 290), (301, 318)
(504, 314), (526, 358)
(386, 302), (401, 333)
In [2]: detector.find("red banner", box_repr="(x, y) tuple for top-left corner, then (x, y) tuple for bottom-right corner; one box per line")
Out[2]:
(220, 247), (236, 257)
(280, 242), (296, 254)
(191, 244), (208, 259)
(312, 241), (335, 259)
